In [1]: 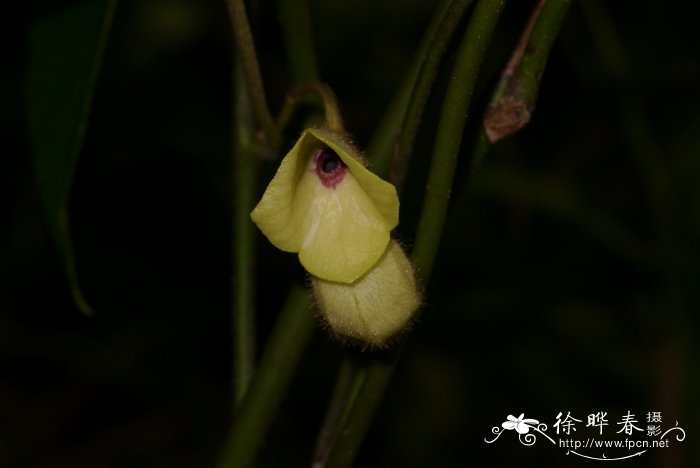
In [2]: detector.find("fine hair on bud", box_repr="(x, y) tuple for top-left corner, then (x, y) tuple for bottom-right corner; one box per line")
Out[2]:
(311, 240), (421, 348)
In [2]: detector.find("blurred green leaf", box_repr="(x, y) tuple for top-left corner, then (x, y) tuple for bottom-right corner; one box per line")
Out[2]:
(27, 0), (117, 315)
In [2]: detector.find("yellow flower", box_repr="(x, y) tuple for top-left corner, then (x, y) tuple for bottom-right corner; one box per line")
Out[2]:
(250, 127), (399, 283)
(311, 240), (420, 347)
(251, 126), (420, 346)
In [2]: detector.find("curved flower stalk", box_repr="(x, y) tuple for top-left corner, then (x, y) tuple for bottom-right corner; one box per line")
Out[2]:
(251, 126), (419, 346)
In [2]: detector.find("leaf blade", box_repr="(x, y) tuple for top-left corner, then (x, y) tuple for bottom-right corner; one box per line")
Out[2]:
(27, 0), (117, 315)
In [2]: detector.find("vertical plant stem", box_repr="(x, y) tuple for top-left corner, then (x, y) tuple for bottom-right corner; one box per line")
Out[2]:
(278, 0), (319, 83)
(469, 131), (491, 173)
(412, 0), (506, 281)
(226, 0), (282, 149)
(312, 358), (360, 467)
(322, 3), (506, 468)
(473, 0), (571, 168)
(517, 0), (570, 104)
(221, 0), (322, 464)
(366, 0), (460, 178)
(322, 348), (401, 468)
(313, 1), (472, 462)
(217, 285), (315, 468)
(483, 0), (571, 144)
(489, 0), (546, 104)
(392, 0), (473, 191)
(232, 58), (258, 406)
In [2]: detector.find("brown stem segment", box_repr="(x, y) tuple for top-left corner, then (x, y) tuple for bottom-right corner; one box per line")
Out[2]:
(276, 82), (345, 132)
(483, 0), (546, 143)
(226, 0), (282, 150)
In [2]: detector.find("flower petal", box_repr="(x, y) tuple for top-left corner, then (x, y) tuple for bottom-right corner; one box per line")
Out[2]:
(251, 129), (399, 283)
(515, 423), (530, 434)
(308, 128), (398, 228)
(311, 240), (420, 346)
(502, 422), (517, 430)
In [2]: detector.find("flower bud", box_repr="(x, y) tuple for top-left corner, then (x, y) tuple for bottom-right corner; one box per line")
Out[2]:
(311, 240), (420, 347)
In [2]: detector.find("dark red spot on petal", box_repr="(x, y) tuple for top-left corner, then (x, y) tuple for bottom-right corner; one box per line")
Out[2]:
(314, 148), (346, 188)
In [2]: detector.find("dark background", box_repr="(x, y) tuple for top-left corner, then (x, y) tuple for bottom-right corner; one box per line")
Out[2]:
(3, 0), (699, 466)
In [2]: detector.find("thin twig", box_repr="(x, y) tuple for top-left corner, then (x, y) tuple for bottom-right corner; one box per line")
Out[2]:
(217, 285), (315, 468)
(312, 359), (360, 467)
(412, 0), (508, 282)
(366, 0), (459, 178)
(392, 0), (473, 192)
(277, 0), (319, 83)
(221, 0), (322, 463)
(226, 0), (282, 150)
(276, 82), (345, 132)
(231, 57), (258, 407)
(500, 0), (546, 85)
(483, 0), (570, 143)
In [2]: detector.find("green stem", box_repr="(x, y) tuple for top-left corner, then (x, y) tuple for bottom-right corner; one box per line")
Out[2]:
(488, 0), (546, 105)
(366, 0), (461, 178)
(226, 0), (282, 150)
(469, 131), (491, 172)
(277, 0), (319, 83)
(222, 0), (321, 460)
(312, 358), (360, 467)
(323, 348), (401, 468)
(232, 58), (258, 406)
(312, 1), (472, 461)
(483, 0), (571, 143)
(276, 82), (345, 132)
(217, 285), (315, 468)
(518, 0), (571, 105)
(412, 0), (506, 281)
(392, 0), (473, 191)
(471, 0), (571, 170)
(322, 3), (506, 467)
